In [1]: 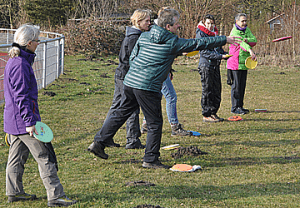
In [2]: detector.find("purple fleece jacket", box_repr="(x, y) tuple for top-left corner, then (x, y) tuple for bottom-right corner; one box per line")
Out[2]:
(4, 49), (41, 135)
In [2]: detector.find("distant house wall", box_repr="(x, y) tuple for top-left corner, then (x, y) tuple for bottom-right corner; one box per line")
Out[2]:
(266, 14), (285, 34)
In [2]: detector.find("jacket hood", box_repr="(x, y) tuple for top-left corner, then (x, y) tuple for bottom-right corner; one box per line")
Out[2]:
(149, 25), (176, 44)
(125, 26), (142, 37)
(197, 21), (219, 36)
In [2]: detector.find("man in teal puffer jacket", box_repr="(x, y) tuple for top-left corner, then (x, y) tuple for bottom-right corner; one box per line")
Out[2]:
(88, 8), (241, 169)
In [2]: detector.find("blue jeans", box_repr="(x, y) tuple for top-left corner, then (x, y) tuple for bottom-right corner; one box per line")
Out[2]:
(161, 76), (178, 124)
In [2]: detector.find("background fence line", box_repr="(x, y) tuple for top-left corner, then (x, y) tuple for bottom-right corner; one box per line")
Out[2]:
(0, 28), (65, 103)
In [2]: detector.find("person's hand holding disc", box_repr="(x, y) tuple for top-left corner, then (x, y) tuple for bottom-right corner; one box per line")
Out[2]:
(26, 125), (38, 137)
(249, 49), (256, 61)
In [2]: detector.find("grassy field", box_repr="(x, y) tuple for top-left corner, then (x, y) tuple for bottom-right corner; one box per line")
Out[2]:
(0, 54), (300, 207)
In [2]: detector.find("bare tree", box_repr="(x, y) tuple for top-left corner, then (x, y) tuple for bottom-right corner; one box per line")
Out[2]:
(0, 0), (28, 28)
(75, 0), (122, 19)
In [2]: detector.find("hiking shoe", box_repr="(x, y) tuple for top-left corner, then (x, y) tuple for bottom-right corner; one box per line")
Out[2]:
(141, 122), (147, 134)
(241, 108), (249, 114)
(47, 196), (77, 207)
(231, 107), (246, 115)
(106, 142), (120, 147)
(87, 142), (108, 159)
(125, 140), (145, 149)
(8, 193), (37, 203)
(211, 114), (224, 122)
(171, 123), (192, 136)
(142, 160), (170, 169)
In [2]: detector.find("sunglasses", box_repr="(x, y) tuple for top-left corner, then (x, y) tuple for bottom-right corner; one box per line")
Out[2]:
(32, 39), (41, 43)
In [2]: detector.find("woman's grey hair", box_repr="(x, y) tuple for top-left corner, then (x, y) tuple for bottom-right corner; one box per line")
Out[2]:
(8, 24), (40, 58)
(157, 8), (180, 29)
(235, 13), (247, 21)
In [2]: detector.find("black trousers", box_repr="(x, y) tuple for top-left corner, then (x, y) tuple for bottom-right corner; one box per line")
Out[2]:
(198, 64), (221, 117)
(104, 77), (141, 144)
(231, 70), (248, 111)
(94, 85), (163, 163)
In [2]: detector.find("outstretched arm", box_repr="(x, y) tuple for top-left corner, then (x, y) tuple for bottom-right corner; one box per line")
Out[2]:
(175, 36), (241, 54)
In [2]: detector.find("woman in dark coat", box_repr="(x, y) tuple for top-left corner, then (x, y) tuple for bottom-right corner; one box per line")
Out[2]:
(103, 9), (151, 149)
(196, 14), (227, 123)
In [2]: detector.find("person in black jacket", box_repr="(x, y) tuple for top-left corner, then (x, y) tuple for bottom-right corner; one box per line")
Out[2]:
(196, 14), (227, 122)
(103, 9), (151, 149)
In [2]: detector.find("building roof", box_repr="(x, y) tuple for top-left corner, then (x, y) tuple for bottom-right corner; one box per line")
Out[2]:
(266, 13), (285, 24)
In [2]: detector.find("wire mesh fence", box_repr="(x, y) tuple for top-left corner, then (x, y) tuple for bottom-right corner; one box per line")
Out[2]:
(0, 29), (65, 104)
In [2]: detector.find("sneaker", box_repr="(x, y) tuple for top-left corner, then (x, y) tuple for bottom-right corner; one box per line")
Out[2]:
(125, 140), (145, 149)
(8, 193), (37, 203)
(211, 114), (224, 122)
(142, 160), (170, 169)
(47, 195), (77, 207)
(171, 123), (192, 136)
(141, 122), (147, 134)
(231, 107), (246, 115)
(203, 115), (223, 123)
(87, 142), (108, 159)
(241, 108), (249, 114)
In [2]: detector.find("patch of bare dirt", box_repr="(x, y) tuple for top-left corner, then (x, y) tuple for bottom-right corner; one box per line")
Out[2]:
(43, 91), (56, 97)
(171, 146), (208, 159)
(125, 180), (155, 187)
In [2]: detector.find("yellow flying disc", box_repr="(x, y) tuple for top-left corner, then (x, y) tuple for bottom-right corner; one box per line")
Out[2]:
(245, 57), (257, 69)
(5, 134), (9, 146)
(224, 54), (233, 58)
(185, 51), (199, 57)
(161, 144), (179, 150)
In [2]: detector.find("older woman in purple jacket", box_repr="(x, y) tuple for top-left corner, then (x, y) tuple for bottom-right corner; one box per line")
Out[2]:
(4, 24), (76, 207)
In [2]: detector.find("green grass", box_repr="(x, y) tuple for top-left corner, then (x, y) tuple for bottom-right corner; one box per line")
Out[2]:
(0, 55), (300, 207)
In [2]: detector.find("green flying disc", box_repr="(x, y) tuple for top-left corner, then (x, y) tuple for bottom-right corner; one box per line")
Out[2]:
(33, 121), (53, 143)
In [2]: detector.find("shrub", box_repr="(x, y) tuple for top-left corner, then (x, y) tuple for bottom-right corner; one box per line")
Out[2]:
(58, 19), (130, 57)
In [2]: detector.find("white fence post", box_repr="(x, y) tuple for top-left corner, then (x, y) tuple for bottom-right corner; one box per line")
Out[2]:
(6, 31), (9, 44)
(61, 37), (65, 75)
(43, 42), (47, 88)
(56, 40), (60, 78)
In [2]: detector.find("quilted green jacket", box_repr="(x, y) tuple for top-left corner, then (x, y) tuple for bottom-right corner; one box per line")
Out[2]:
(123, 25), (227, 92)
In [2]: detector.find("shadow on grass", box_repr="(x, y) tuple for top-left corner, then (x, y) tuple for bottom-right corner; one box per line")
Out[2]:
(244, 118), (300, 122)
(196, 155), (300, 168)
(201, 138), (300, 148)
(212, 127), (300, 136)
(75, 182), (299, 204)
(54, 128), (101, 148)
(268, 111), (300, 113)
